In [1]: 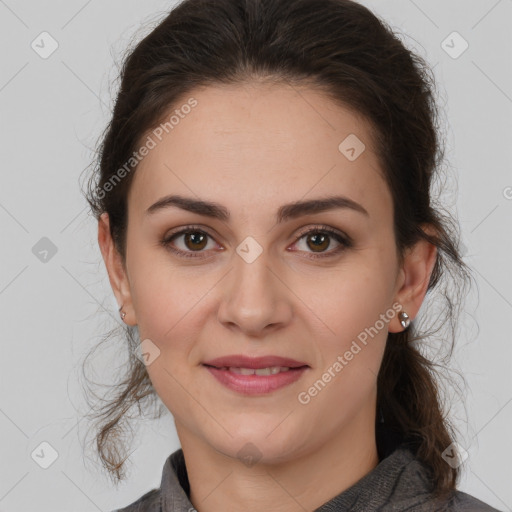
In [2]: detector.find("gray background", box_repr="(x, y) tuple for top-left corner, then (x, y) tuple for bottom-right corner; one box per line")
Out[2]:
(0, 0), (511, 511)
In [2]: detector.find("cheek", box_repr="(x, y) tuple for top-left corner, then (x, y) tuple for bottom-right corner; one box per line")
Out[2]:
(295, 253), (396, 391)
(127, 241), (206, 341)
(127, 255), (216, 407)
(300, 259), (395, 341)
(131, 266), (209, 418)
(296, 273), (392, 425)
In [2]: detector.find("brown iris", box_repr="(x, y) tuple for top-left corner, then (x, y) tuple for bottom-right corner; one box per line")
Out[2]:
(184, 231), (208, 251)
(306, 232), (330, 252)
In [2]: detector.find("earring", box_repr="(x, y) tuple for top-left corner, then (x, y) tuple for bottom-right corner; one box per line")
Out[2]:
(119, 305), (126, 321)
(398, 310), (410, 329)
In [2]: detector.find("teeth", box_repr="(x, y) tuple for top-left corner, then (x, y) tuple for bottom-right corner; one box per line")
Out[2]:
(227, 366), (290, 375)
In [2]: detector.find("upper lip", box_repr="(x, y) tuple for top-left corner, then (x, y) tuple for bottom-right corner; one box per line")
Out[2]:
(203, 355), (309, 369)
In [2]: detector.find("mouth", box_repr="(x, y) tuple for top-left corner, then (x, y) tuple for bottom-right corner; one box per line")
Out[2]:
(207, 365), (298, 375)
(203, 354), (309, 369)
(202, 355), (310, 395)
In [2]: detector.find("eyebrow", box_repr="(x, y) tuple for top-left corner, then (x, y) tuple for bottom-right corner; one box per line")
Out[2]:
(145, 194), (369, 223)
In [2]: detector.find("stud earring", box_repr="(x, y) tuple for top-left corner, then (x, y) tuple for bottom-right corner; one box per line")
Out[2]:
(398, 310), (410, 329)
(119, 305), (126, 321)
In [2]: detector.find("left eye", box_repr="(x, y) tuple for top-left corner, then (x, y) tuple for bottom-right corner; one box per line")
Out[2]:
(162, 225), (351, 259)
(290, 227), (351, 258)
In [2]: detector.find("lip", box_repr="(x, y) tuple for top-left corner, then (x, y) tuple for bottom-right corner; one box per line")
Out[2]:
(202, 354), (310, 395)
(203, 355), (308, 369)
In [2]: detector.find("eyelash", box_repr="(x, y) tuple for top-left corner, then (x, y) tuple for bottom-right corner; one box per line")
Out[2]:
(161, 224), (352, 261)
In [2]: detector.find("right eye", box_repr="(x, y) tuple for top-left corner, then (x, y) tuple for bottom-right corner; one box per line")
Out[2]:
(161, 226), (221, 259)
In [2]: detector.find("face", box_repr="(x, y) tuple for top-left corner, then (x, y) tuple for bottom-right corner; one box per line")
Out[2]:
(100, 81), (428, 465)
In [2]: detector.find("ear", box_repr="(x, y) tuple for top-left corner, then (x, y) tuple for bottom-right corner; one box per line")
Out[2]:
(388, 225), (437, 333)
(98, 212), (136, 326)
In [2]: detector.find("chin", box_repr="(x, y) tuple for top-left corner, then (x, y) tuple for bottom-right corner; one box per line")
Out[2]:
(204, 419), (306, 465)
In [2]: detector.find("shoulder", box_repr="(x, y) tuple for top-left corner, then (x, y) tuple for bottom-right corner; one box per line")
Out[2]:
(443, 490), (503, 512)
(110, 487), (161, 512)
(373, 446), (501, 511)
(109, 448), (189, 512)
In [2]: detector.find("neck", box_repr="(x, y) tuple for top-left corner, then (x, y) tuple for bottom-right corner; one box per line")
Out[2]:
(176, 412), (379, 512)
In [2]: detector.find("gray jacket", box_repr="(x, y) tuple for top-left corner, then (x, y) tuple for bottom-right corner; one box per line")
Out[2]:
(112, 444), (501, 512)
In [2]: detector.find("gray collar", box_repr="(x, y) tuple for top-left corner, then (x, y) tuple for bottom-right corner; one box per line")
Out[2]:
(152, 443), (498, 511)
(159, 445), (430, 511)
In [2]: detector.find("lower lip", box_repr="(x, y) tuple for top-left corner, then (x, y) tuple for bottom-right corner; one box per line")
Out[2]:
(204, 365), (308, 395)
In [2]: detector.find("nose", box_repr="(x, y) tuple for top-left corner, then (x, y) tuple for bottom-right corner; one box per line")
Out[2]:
(216, 247), (293, 337)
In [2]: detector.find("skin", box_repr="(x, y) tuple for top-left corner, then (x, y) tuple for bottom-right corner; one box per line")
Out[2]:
(98, 81), (437, 512)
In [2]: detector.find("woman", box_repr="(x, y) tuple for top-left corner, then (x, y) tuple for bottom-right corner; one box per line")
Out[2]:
(83, 0), (501, 510)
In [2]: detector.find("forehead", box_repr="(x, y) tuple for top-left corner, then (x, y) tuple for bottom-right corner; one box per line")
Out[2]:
(128, 82), (392, 224)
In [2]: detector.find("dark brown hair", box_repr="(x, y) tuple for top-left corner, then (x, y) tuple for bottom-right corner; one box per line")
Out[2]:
(81, 0), (472, 499)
